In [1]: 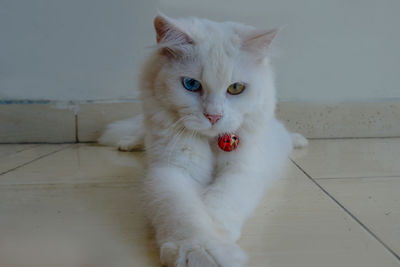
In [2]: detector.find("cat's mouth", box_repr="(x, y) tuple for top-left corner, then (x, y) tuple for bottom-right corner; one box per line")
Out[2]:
(194, 124), (239, 139)
(181, 113), (241, 138)
(183, 122), (220, 138)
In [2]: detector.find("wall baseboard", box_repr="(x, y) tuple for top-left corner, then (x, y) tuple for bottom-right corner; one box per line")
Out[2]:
(276, 102), (400, 138)
(0, 104), (76, 143)
(1, 101), (399, 143)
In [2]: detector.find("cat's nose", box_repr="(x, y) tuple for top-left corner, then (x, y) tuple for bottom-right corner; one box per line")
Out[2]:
(204, 113), (222, 125)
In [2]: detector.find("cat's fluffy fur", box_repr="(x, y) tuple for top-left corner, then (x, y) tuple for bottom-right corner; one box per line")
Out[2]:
(99, 15), (307, 267)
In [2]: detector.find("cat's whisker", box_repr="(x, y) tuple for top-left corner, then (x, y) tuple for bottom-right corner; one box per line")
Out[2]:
(167, 116), (186, 131)
(144, 116), (188, 152)
(165, 127), (185, 164)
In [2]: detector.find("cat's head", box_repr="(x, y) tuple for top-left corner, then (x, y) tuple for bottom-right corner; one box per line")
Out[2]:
(142, 15), (277, 137)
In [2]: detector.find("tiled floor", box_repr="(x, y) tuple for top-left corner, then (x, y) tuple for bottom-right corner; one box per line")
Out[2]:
(0, 139), (399, 267)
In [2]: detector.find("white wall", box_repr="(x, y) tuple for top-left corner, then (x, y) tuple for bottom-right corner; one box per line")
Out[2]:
(1, 0), (399, 102)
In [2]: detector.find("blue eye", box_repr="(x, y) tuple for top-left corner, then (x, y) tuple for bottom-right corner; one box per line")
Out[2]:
(182, 77), (202, 92)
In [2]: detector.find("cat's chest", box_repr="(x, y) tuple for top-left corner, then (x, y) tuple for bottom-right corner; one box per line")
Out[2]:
(211, 141), (240, 173)
(182, 136), (246, 183)
(165, 137), (215, 184)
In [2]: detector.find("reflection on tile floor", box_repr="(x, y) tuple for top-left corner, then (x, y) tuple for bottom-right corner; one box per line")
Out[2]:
(0, 140), (399, 267)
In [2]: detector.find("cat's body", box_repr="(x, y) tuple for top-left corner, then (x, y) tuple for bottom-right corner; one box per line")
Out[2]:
(99, 15), (307, 267)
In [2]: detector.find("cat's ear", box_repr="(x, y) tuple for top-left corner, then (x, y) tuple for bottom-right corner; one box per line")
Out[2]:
(241, 29), (278, 58)
(153, 15), (194, 58)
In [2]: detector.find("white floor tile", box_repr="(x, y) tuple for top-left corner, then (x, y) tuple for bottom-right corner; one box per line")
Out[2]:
(319, 177), (400, 256)
(240, 164), (399, 267)
(0, 144), (144, 185)
(292, 138), (400, 178)
(0, 183), (160, 267)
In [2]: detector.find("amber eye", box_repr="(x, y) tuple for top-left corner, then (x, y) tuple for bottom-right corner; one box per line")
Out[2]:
(227, 82), (246, 95)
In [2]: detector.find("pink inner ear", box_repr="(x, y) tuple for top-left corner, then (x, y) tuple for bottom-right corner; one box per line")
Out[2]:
(242, 29), (278, 56)
(154, 16), (170, 43)
(153, 16), (194, 45)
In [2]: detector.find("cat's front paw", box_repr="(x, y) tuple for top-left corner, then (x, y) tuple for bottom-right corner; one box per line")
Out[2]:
(291, 132), (308, 149)
(117, 137), (138, 151)
(160, 238), (247, 267)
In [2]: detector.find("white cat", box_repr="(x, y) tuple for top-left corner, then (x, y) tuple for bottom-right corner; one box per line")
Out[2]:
(99, 15), (307, 267)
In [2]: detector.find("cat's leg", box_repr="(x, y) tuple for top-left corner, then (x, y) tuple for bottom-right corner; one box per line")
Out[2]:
(144, 165), (247, 267)
(98, 116), (144, 151)
(203, 167), (272, 242)
(203, 120), (293, 242)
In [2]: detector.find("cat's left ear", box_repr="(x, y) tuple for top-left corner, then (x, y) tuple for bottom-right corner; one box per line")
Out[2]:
(241, 29), (278, 58)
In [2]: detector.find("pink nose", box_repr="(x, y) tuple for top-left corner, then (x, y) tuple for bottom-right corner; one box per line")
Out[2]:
(204, 113), (222, 125)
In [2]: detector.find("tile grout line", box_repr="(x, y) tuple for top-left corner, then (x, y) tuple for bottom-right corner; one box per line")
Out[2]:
(0, 144), (41, 160)
(75, 114), (79, 143)
(290, 158), (400, 262)
(0, 145), (72, 177)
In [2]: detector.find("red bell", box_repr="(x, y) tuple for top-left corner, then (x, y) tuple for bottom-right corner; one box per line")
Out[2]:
(218, 133), (240, 152)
